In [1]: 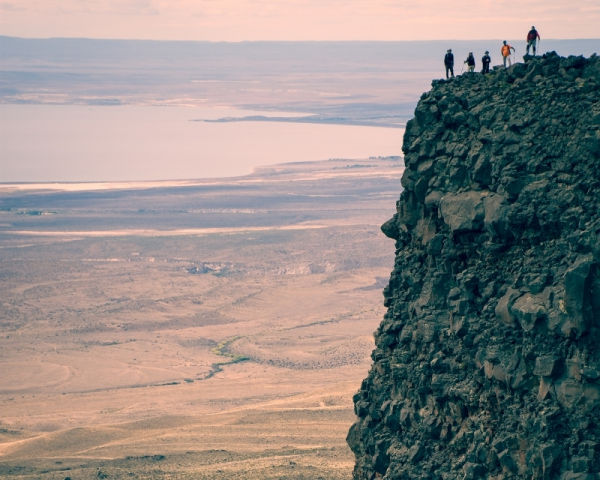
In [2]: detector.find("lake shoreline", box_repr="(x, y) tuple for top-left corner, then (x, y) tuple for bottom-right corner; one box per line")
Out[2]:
(0, 156), (404, 195)
(198, 115), (406, 129)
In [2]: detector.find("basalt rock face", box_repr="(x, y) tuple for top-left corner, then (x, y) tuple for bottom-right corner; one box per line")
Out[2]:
(348, 52), (600, 480)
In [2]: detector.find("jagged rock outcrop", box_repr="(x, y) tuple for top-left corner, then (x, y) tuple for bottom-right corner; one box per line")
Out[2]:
(349, 52), (600, 479)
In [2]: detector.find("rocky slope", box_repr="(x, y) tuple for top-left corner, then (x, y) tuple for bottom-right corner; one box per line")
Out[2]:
(348, 52), (600, 479)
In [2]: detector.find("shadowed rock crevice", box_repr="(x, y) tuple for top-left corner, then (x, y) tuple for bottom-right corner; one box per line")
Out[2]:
(350, 52), (600, 479)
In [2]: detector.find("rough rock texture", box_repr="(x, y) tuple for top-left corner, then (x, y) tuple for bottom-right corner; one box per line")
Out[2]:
(348, 52), (600, 480)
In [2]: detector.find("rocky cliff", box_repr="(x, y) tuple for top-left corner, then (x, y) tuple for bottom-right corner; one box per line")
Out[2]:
(348, 52), (600, 480)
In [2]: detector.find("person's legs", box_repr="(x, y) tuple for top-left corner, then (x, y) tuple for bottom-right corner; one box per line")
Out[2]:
(451, 66), (454, 77)
(503, 56), (507, 68)
(533, 41), (537, 55)
(445, 66), (449, 78)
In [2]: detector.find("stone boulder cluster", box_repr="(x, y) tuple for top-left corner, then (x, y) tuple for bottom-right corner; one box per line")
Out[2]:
(348, 52), (600, 479)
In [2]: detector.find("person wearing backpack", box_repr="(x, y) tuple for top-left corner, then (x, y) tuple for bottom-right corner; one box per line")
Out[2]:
(481, 51), (491, 74)
(526, 26), (541, 55)
(501, 41), (515, 68)
(444, 49), (455, 78)
(464, 52), (476, 73)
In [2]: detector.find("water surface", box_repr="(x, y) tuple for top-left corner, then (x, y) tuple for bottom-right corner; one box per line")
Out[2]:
(1, 104), (402, 182)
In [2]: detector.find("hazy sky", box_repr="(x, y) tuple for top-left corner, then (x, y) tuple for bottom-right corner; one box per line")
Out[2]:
(1, 0), (599, 41)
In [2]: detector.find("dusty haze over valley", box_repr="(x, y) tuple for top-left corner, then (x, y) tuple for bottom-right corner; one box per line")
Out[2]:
(1, 35), (600, 479)
(3, 38), (599, 125)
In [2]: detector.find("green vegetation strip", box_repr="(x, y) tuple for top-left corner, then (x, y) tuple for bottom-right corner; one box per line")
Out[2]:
(211, 336), (250, 364)
(200, 311), (368, 380)
(200, 336), (249, 380)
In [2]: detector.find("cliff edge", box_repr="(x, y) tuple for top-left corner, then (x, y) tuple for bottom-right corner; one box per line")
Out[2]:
(348, 52), (600, 479)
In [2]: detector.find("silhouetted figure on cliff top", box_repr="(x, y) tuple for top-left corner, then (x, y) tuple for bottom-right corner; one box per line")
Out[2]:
(444, 49), (455, 78)
(527, 26), (541, 55)
(501, 41), (515, 68)
(464, 52), (476, 73)
(481, 51), (491, 74)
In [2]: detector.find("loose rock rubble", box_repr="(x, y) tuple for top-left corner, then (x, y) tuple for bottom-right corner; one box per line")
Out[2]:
(348, 52), (600, 479)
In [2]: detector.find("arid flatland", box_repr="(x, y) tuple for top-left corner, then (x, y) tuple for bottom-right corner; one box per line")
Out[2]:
(0, 158), (402, 478)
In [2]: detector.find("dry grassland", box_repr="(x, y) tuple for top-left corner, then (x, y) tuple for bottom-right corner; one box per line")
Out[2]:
(0, 159), (402, 478)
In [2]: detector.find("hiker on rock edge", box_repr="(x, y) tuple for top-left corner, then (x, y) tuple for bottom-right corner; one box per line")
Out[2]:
(501, 41), (515, 68)
(526, 26), (541, 55)
(444, 49), (455, 78)
(464, 52), (476, 73)
(481, 51), (491, 74)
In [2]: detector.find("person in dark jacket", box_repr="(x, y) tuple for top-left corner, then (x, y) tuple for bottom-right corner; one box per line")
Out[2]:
(526, 26), (540, 55)
(464, 52), (476, 73)
(481, 51), (491, 74)
(444, 49), (454, 78)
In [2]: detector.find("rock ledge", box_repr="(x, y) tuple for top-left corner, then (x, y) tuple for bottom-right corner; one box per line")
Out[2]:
(349, 52), (600, 479)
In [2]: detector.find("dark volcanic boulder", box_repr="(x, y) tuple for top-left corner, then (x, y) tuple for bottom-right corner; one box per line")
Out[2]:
(349, 52), (600, 480)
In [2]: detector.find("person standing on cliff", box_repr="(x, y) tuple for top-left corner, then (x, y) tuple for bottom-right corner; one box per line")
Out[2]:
(444, 49), (455, 78)
(481, 51), (491, 74)
(464, 52), (476, 73)
(501, 41), (515, 68)
(526, 26), (541, 55)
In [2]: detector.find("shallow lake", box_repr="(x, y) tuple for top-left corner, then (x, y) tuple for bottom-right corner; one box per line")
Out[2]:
(0, 105), (403, 182)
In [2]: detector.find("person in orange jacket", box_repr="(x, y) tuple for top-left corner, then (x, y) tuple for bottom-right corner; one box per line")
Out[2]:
(501, 41), (515, 68)
(526, 26), (541, 55)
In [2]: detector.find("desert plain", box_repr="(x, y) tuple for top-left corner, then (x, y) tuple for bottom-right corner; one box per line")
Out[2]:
(0, 157), (402, 478)
(4, 35), (600, 480)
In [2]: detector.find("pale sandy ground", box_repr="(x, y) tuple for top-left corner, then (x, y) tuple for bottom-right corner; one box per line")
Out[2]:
(0, 159), (402, 478)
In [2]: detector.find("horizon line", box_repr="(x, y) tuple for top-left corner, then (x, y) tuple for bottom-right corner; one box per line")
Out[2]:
(2, 35), (600, 44)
